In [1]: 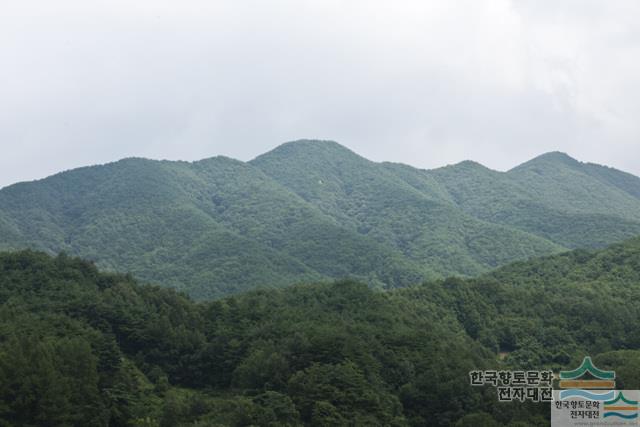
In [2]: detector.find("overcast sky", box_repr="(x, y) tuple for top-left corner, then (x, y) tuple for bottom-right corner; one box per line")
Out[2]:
(1, 0), (640, 188)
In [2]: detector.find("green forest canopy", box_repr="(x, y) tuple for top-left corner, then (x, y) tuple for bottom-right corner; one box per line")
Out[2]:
(2, 140), (640, 298)
(1, 235), (640, 426)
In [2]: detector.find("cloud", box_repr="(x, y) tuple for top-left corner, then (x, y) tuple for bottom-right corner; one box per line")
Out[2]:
(1, 0), (639, 187)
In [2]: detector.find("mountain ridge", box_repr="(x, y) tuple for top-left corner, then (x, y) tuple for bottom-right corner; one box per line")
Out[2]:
(1, 139), (640, 298)
(0, 140), (595, 190)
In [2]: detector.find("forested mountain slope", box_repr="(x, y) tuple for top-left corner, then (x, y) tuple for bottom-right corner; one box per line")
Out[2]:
(429, 151), (640, 248)
(0, 155), (425, 298)
(2, 237), (640, 425)
(251, 141), (561, 278)
(2, 140), (640, 298)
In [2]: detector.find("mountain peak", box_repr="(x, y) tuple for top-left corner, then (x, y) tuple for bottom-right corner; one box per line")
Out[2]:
(510, 151), (580, 172)
(432, 159), (494, 175)
(251, 139), (367, 165)
(533, 151), (577, 162)
(263, 138), (355, 153)
(452, 160), (490, 170)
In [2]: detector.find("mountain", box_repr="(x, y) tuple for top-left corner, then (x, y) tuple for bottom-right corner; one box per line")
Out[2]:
(0, 156), (426, 299)
(0, 249), (494, 426)
(251, 141), (562, 277)
(1, 140), (640, 298)
(2, 237), (640, 425)
(430, 151), (640, 248)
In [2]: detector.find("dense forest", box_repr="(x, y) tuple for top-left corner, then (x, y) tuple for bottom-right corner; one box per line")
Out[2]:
(2, 140), (640, 298)
(2, 236), (640, 426)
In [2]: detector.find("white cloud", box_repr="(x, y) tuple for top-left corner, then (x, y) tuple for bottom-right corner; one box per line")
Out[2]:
(1, 0), (639, 187)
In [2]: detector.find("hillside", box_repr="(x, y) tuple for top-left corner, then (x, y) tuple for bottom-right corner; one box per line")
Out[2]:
(430, 152), (640, 248)
(403, 236), (640, 369)
(0, 155), (426, 299)
(2, 140), (640, 298)
(2, 238), (640, 425)
(251, 141), (561, 277)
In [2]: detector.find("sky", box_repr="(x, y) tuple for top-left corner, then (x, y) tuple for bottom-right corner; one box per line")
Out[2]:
(1, 0), (640, 188)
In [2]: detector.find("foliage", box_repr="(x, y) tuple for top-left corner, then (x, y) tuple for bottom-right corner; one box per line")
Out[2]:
(2, 141), (640, 298)
(2, 237), (640, 425)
